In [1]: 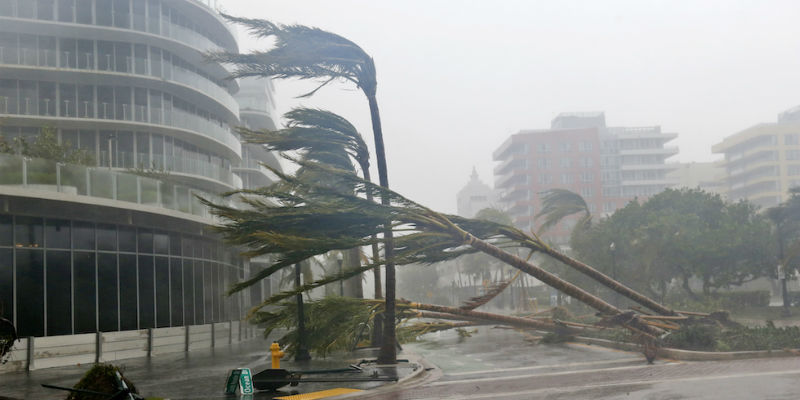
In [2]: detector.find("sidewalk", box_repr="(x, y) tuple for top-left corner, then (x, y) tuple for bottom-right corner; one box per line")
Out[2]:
(0, 338), (422, 400)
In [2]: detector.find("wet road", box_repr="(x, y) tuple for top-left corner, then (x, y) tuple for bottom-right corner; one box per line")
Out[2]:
(0, 338), (416, 399)
(363, 327), (800, 400)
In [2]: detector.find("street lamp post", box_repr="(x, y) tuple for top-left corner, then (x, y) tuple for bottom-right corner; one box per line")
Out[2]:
(609, 242), (618, 307)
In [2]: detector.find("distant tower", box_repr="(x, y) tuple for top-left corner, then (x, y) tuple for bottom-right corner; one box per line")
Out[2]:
(457, 167), (496, 217)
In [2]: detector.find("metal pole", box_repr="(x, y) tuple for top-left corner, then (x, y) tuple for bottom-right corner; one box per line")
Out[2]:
(294, 263), (311, 361)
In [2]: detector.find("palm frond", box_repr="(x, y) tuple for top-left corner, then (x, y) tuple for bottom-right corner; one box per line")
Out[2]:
(535, 188), (592, 233)
(460, 271), (521, 310)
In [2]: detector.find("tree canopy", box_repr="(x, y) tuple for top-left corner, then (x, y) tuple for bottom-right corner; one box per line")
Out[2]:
(571, 188), (774, 299)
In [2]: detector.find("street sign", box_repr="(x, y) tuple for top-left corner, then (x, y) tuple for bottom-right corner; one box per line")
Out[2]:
(225, 368), (254, 395)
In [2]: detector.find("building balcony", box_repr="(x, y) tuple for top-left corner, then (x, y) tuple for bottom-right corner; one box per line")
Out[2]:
(0, 60), (239, 122)
(618, 146), (679, 156)
(619, 163), (680, 171)
(0, 153), (232, 222)
(0, 106), (241, 162)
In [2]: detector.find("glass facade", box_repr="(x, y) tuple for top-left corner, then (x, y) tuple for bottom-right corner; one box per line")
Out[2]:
(0, 0), (276, 340)
(0, 213), (246, 337)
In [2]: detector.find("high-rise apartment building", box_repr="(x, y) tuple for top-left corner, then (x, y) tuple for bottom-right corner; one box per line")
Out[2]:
(493, 112), (677, 241)
(0, 0), (278, 342)
(712, 106), (800, 208)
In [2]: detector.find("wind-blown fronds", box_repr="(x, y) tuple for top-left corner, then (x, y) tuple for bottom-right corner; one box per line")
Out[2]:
(240, 108), (370, 175)
(207, 16), (377, 97)
(207, 160), (665, 339)
(535, 188), (592, 233)
(460, 271), (521, 310)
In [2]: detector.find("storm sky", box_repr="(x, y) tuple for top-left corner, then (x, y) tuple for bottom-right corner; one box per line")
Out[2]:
(221, 0), (800, 214)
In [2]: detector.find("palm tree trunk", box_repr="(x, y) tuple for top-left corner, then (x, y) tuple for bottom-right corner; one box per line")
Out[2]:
(461, 233), (662, 338)
(541, 248), (676, 316)
(409, 302), (569, 332)
(364, 92), (397, 364)
(357, 162), (384, 346)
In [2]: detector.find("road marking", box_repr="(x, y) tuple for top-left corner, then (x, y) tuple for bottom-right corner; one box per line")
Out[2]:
(415, 368), (800, 400)
(432, 363), (652, 386)
(444, 357), (647, 377)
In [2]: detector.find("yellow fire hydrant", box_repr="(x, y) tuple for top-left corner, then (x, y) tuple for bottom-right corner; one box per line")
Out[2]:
(270, 342), (284, 369)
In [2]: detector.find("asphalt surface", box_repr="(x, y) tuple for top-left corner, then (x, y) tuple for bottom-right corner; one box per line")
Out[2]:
(0, 338), (418, 399)
(361, 327), (800, 400)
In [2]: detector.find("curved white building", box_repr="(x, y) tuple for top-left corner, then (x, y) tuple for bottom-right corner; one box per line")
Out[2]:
(0, 0), (277, 344)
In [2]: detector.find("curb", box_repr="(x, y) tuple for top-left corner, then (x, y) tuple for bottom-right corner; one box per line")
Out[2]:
(335, 352), (437, 399)
(571, 336), (800, 361)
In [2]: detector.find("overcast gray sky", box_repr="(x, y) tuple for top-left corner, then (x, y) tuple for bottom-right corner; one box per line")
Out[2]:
(220, 0), (800, 214)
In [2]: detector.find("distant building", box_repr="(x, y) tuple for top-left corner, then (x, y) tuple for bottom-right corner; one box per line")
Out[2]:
(667, 162), (726, 196)
(712, 106), (800, 208)
(493, 112), (677, 242)
(456, 167), (497, 218)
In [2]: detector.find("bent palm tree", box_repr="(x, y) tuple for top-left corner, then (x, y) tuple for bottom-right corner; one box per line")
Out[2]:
(210, 17), (397, 362)
(204, 161), (665, 343)
(241, 108), (379, 299)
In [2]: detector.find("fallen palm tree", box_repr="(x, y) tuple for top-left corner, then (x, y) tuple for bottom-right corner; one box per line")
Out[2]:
(205, 161), (672, 348)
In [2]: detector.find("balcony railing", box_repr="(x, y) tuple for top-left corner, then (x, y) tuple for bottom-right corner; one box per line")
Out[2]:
(0, 153), (231, 220)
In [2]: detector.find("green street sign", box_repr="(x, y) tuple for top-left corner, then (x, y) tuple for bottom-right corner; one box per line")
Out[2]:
(225, 368), (253, 395)
(239, 368), (254, 394)
(225, 369), (242, 394)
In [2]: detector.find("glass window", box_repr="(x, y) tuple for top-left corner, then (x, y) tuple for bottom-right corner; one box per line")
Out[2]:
(0, 32), (17, 65)
(77, 39), (93, 70)
(37, 0), (55, 20)
(46, 250), (71, 336)
(0, 248), (11, 321)
(134, 44), (147, 75)
(169, 233), (180, 256)
(0, 214), (11, 246)
(75, 0), (91, 23)
(117, 130), (133, 168)
(59, 83), (77, 117)
(136, 132), (150, 168)
(118, 254), (137, 330)
(97, 41), (114, 71)
(72, 221), (94, 250)
(96, 0), (112, 26)
(193, 261), (203, 324)
(59, 38), (77, 68)
(15, 216), (43, 248)
(45, 219), (70, 249)
(118, 226), (136, 252)
(16, 0), (34, 19)
(149, 90), (161, 124)
(183, 260), (193, 325)
(57, 0), (74, 22)
(0, 79), (17, 115)
(114, 86), (131, 120)
(114, 43), (131, 73)
(73, 251), (96, 333)
(38, 81), (56, 116)
(149, 48), (161, 78)
(0, 0), (14, 17)
(138, 229), (153, 253)
(132, 0), (145, 31)
(97, 223), (116, 251)
(97, 85), (114, 119)
(147, 0), (160, 34)
(19, 80), (38, 115)
(77, 84), (94, 118)
(155, 256), (169, 327)
(204, 262), (213, 322)
(112, 0), (129, 29)
(153, 231), (168, 254)
(16, 249), (44, 336)
(78, 130), (95, 153)
(97, 253), (118, 331)
(169, 257), (182, 326)
(138, 255), (154, 329)
(134, 88), (147, 122)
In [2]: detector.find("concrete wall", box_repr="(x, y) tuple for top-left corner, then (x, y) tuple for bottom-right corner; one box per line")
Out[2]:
(0, 321), (259, 374)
